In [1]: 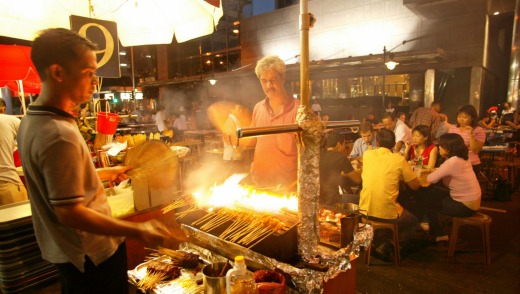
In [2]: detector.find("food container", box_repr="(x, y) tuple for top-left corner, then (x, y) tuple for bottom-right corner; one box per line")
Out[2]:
(202, 262), (230, 294)
(254, 270), (286, 294)
(177, 207), (299, 263)
(319, 203), (366, 248)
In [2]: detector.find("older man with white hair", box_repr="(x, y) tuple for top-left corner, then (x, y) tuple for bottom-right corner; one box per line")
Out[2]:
(249, 55), (300, 189)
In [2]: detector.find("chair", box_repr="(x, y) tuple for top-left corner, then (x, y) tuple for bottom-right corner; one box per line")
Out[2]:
(448, 212), (492, 264)
(491, 144), (517, 191)
(364, 217), (401, 266)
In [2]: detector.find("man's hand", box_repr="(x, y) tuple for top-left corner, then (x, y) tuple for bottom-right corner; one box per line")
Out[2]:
(97, 165), (132, 184)
(136, 219), (187, 248)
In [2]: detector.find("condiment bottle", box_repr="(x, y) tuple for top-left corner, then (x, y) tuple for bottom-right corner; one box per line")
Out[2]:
(225, 256), (258, 294)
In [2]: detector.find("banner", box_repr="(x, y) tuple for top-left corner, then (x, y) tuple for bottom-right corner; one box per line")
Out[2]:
(70, 15), (121, 78)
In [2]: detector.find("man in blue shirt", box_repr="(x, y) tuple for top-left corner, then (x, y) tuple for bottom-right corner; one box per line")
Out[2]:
(349, 122), (377, 159)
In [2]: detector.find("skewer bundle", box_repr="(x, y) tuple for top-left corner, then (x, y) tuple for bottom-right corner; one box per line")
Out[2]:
(192, 208), (290, 246)
(146, 248), (200, 268)
(162, 198), (193, 214)
(137, 260), (181, 291)
(192, 208), (238, 231)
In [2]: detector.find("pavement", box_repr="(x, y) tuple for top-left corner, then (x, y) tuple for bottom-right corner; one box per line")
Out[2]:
(356, 183), (520, 293)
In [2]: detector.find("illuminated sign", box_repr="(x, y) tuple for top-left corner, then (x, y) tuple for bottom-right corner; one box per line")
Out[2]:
(120, 92), (143, 100)
(121, 93), (132, 100)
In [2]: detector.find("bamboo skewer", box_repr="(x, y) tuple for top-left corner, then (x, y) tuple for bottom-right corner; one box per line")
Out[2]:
(162, 198), (192, 214)
(219, 220), (249, 239)
(247, 231), (274, 248)
(191, 211), (216, 226)
(175, 205), (198, 220)
(199, 214), (234, 231)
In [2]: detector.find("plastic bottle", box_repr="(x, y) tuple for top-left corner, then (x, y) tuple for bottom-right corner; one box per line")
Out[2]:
(226, 256), (258, 294)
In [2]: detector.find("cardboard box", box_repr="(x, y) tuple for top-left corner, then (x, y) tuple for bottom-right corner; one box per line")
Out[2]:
(132, 162), (178, 211)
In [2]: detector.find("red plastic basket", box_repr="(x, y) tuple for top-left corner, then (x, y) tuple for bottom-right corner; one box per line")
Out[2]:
(96, 112), (119, 134)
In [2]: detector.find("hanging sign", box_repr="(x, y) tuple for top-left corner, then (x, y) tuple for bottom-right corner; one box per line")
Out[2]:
(70, 15), (121, 78)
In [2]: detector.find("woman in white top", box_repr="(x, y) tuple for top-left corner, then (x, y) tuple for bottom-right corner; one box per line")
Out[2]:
(500, 102), (519, 129)
(424, 133), (481, 242)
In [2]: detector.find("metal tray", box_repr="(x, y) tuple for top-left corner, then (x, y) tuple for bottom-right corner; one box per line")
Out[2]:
(128, 254), (205, 293)
(177, 208), (299, 263)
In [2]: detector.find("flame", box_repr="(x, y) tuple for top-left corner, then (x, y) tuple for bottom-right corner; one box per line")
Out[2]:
(192, 174), (298, 213)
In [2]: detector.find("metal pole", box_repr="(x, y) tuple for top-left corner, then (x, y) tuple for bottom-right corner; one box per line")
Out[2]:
(382, 46), (386, 111)
(507, 0), (520, 109)
(237, 121), (360, 139)
(300, 1), (310, 107)
(131, 46), (136, 110)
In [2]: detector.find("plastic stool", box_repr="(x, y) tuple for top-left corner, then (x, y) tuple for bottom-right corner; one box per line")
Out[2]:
(448, 212), (492, 264)
(364, 218), (401, 266)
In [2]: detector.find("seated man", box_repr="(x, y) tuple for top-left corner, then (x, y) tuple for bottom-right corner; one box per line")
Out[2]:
(349, 122), (377, 159)
(359, 129), (420, 260)
(320, 131), (362, 206)
(381, 112), (411, 154)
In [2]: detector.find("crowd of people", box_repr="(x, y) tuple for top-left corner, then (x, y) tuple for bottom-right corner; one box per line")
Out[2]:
(316, 99), (520, 261)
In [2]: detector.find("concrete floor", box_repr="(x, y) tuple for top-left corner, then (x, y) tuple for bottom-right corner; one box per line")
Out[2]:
(356, 189), (520, 294)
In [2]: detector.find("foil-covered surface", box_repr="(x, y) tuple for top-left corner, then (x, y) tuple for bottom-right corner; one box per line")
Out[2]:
(182, 222), (373, 293)
(296, 105), (325, 260)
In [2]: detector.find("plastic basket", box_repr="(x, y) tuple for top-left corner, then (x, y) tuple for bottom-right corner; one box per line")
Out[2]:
(95, 100), (119, 134)
(97, 112), (119, 134)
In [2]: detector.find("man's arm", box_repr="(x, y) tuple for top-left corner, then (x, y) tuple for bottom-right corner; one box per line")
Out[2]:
(349, 139), (362, 158)
(96, 165), (131, 183)
(405, 178), (420, 191)
(395, 141), (405, 154)
(342, 170), (362, 185)
(54, 203), (182, 246)
(402, 160), (420, 190)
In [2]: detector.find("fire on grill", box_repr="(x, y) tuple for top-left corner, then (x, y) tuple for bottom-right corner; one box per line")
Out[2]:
(163, 174), (300, 263)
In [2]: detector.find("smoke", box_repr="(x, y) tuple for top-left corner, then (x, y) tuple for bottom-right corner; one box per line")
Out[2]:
(183, 156), (250, 194)
(160, 87), (190, 114)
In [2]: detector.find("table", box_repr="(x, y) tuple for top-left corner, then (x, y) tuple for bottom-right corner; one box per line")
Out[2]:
(183, 130), (221, 142)
(485, 128), (515, 144)
(479, 144), (515, 196)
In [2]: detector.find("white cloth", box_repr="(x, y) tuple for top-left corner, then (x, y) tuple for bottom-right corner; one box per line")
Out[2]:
(394, 119), (411, 153)
(173, 115), (187, 131)
(502, 107), (516, 115)
(311, 103), (322, 113)
(223, 114), (241, 160)
(0, 114), (22, 183)
(155, 110), (167, 132)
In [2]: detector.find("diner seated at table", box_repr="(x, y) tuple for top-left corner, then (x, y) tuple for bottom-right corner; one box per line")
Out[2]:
(359, 129), (420, 260)
(381, 112), (411, 154)
(422, 133), (481, 243)
(499, 102), (519, 129)
(404, 125), (438, 171)
(478, 112), (498, 129)
(449, 105), (486, 174)
(349, 122), (377, 160)
(320, 131), (362, 206)
(435, 113), (451, 141)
